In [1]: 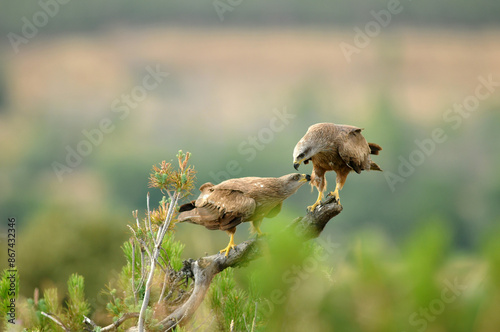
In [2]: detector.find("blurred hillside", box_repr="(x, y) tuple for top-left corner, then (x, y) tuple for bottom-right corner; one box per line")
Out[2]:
(0, 1), (499, 322)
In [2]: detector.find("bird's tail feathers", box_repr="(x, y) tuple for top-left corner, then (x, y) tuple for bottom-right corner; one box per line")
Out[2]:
(369, 143), (382, 155)
(177, 210), (199, 223)
(179, 201), (195, 213)
(370, 162), (382, 171)
(177, 201), (198, 223)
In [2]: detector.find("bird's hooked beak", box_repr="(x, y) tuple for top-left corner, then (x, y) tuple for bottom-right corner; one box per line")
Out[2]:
(293, 156), (306, 170)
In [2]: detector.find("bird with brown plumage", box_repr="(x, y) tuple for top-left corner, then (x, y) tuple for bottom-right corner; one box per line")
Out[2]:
(293, 123), (382, 211)
(177, 173), (311, 256)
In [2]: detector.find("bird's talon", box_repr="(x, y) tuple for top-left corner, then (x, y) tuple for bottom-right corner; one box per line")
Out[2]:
(307, 202), (320, 211)
(328, 190), (340, 203)
(219, 244), (236, 257)
(220, 233), (236, 257)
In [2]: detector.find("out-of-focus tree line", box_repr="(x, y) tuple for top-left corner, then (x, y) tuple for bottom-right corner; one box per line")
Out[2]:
(1, 0), (500, 34)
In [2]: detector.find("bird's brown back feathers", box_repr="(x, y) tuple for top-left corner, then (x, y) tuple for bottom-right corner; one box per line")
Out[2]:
(293, 123), (383, 184)
(369, 142), (382, 155)
(177, 174), (308, 231)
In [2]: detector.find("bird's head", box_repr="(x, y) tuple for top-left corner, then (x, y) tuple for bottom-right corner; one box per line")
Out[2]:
(280, 173), (311, 195)
(293, 143), (315, 170)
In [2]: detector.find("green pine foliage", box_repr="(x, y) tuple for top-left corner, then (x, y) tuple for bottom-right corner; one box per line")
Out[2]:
(208, 269), (262, 332)
(103, 232), (187, 331)
(64, 274), (91, 331)
(162, 234), (184, 272)
(19, 275), (89, 331)
(0, 268), (19, 328)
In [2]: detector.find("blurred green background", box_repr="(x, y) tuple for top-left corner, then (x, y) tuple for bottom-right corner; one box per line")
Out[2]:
(0, 1), (499, 330)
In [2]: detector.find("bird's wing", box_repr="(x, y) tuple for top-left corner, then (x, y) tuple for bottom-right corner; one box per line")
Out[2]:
(265, 202), (282, 219)
(337, 127), (370, 174)
(190, 184), (256, 230)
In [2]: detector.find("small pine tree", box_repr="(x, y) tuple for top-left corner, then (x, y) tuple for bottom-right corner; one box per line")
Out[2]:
(14, 151), (197, 331)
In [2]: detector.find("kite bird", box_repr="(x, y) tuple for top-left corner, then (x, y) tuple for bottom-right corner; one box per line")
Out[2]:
(177, 173), (311, 256)
(293, 123), (382, 210)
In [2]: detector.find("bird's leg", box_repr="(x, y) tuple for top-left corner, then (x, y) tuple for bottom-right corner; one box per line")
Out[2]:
(329, 174), (346, 204)
(251, 220), (265, 237)
(308, 175), (326, 211)
(219, 232), (236, 257)
(329, 185), (340, 203)
(308, 190), (324, 211)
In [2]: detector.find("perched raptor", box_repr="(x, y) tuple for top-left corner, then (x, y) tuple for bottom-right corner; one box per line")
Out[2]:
(177, 173), (310, 256)
(293, 123), (382, 210)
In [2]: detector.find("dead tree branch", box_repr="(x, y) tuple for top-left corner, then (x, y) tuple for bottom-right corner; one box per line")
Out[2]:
(101, 312), (140, 331)
(40, 312), (70, 331)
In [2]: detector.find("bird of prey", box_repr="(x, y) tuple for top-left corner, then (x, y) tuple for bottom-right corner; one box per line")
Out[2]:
(177, 173), (310, 256)
(293, 123), (382, 210)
